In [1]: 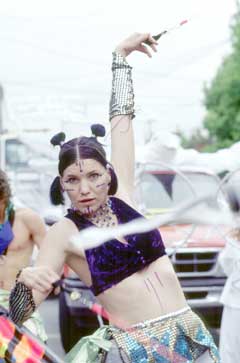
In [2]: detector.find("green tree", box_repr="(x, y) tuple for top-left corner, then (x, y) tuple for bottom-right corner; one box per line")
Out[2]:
(203, 2), (240, 151)
(177, 128), (212, 151)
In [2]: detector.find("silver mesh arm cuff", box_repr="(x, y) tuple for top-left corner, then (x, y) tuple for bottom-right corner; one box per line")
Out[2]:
(9, 281), (36, 325)
(109, 52), (135, 121)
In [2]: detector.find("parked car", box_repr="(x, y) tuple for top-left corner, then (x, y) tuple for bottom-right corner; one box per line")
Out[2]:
(59, 164), (228, 352)
(0, 132), (64, 225)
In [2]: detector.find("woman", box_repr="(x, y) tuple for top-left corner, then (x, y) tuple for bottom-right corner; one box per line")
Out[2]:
(9, 33), (219, 363)
(218, 228), (240, 363)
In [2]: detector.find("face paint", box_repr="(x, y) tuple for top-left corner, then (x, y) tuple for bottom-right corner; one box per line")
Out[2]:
(154, 271), (164, 287)
(96, 183), (108, 189)
(147, 277), (164, 310)
(62, 159), (110, 215)
(144, 279), (151, 292)
(74, 142), (87, 174)
(79, 160), (84, 173)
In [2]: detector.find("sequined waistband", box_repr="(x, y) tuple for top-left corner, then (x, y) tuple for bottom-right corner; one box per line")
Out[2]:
(131, 305), (190, 329)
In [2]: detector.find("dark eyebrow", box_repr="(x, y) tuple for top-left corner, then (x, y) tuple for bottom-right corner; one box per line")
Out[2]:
(64, 174), (79, 178)
(64, 170), (100, 178)
(87, 170), (100, 176)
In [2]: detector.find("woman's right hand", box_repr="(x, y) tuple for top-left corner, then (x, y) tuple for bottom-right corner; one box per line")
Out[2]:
(18, 266), (60, 294)
(115, 32), (158, 58)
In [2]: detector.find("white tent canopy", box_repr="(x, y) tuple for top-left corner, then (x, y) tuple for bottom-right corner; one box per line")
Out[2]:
(136, 131), (240, 174)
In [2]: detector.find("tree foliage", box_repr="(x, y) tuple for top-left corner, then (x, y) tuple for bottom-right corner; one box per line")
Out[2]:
(203, 2), (240, 151)
(177, 128), (212, 151)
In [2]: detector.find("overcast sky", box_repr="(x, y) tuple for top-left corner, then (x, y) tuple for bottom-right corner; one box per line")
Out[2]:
(0, 0), (238, 138)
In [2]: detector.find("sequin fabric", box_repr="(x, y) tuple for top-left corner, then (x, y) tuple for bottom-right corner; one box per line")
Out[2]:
(65, 197), (166, 296)
(109, 52), (135, 120)
(110, 307), (220, 363)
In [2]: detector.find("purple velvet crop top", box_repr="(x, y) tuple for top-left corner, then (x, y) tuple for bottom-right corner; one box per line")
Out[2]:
(65, 197), (166, 296)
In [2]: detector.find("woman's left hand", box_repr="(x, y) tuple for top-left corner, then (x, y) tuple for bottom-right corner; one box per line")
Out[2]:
(115, 32), (158, 58)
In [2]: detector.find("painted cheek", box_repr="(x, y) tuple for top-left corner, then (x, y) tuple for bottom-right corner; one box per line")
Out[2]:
(95, 183), (108, 193)
(95, 182), (107, 188)
(64, 187), (75, 192)
(65, 186), (79, 202)
(94, 174), (109, 191)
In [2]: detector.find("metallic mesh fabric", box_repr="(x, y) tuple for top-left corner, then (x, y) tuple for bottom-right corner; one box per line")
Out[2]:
(110, 307), (220, 363)
(9, 281), (36, 325)
(109, 52), (135, 120)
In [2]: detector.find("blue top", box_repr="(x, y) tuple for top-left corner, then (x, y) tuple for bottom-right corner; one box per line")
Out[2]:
(0, 203), (14, 255)
(65, 197), (166, 296)
(0, 221), (14, 255)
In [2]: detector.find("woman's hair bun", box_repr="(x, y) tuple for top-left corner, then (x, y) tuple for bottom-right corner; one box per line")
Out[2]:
(91, 124), (106, 138)
(50, 132), (66, 147)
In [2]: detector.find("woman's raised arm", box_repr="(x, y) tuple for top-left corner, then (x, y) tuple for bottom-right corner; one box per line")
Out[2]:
(109, 33), (158, 203)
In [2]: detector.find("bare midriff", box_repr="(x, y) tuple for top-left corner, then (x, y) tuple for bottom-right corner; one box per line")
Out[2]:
(97, 255), (187, 327)
(70, 253), (187, 328)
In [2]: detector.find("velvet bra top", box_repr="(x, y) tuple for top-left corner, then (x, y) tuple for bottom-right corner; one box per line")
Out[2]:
(65, 197), (166, 296)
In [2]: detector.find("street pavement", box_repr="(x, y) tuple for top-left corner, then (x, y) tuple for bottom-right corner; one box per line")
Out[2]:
(39, 296), (65, 360)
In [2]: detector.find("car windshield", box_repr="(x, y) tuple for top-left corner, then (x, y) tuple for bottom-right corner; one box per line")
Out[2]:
(5, 138), (51, 170)
(138, 171), (221, 211)
(6, 139), (30, 167)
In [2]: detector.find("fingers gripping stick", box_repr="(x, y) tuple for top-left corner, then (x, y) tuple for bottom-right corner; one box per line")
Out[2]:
(144, 19), (189, 45)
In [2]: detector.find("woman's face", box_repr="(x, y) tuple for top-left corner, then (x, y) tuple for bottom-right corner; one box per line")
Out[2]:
(61, 158), (111, 215)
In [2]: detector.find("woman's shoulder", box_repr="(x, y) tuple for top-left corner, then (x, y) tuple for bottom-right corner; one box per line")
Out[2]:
(48, 216), (79, 237)
(113, 192), (139, 211)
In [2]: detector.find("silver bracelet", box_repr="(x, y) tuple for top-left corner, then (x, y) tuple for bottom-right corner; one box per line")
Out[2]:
(109, 52), (135, 121)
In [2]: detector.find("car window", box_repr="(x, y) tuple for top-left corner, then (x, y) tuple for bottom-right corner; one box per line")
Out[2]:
(6, 139), (30, 168)
(138, 172), (221, 210)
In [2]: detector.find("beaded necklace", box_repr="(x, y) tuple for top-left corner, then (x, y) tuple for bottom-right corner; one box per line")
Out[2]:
(85, 199), (117, 228)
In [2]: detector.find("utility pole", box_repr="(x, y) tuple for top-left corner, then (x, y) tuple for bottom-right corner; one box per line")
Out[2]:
(0, 84), (4, 134)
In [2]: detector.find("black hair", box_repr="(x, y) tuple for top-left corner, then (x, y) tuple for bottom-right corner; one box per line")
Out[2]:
(50, 124), (118, 205)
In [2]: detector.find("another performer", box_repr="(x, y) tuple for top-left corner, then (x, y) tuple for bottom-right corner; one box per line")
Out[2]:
(0, 169), (47, 342)
(9, 33), (219, 362)
(218, 228), (240, 363)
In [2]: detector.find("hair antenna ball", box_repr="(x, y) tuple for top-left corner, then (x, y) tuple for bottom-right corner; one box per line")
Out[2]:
(91, 124), (106, 138)
(50, 132), (66, 147)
